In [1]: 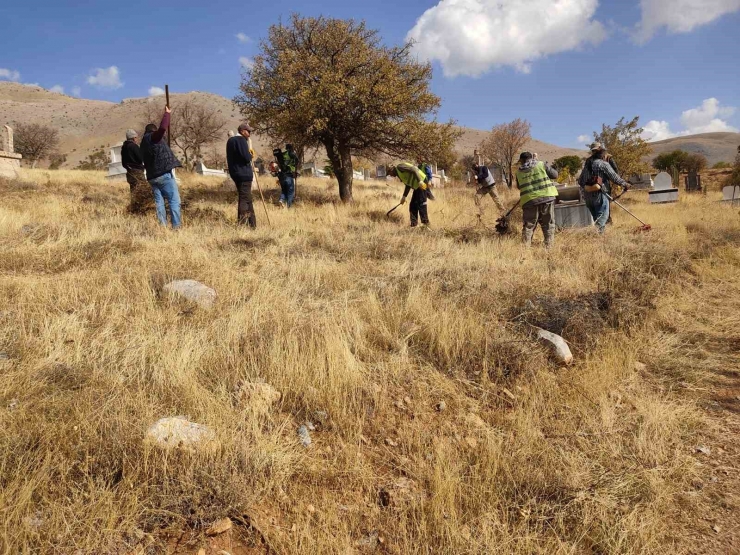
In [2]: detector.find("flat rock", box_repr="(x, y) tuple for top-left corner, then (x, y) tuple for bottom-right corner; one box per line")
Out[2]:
(162, 280), (217, 309)
(297, 425), (312, 447)
(145, 416), (219, 453)
(206, 517), (233, 536)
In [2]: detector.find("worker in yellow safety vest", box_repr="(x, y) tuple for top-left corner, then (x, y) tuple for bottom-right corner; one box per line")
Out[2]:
(515, 152), (559, 248)
(388, 162), (430, 227)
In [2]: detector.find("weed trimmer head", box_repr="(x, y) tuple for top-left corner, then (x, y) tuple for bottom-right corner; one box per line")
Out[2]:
(495, 201), (520, 235)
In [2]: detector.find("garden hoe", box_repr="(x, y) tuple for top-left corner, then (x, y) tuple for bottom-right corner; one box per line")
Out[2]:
(495, 201), (520, 234)
(604, 192), (651, 232)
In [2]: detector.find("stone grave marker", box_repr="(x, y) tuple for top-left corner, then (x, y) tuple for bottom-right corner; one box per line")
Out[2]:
(106, 143), (127, 181)
(0, 125), (22, 179)
(685, 171), (701, 192)
(649, 172), (679, 204)
(376, 165), (387, 179)
(554, 185), (594, 228)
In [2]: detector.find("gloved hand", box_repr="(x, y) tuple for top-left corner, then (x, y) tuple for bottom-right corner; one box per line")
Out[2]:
(400, 196), (407, 205)
(249, 149), (255, 157)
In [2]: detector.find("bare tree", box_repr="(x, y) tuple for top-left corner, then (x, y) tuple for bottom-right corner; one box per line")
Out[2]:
(480, 119), (531, 187)
(170, 99), (227, 170)
(12, 122), (60, 168)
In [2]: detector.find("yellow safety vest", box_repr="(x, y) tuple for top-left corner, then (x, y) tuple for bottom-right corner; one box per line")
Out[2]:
(396, 162), (428, 190)
(516, 161), (559, 207)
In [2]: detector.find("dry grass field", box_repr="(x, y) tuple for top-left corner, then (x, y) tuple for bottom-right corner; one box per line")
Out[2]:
(1, 169), (739, 554)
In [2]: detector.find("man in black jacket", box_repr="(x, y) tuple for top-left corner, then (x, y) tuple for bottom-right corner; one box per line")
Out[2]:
(120, 129), (152, 214)
(140, 106), (183, 228)
(226, 122), (256, 227)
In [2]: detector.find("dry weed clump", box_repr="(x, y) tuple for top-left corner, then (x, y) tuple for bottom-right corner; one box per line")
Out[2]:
(0, 169), (738, 553)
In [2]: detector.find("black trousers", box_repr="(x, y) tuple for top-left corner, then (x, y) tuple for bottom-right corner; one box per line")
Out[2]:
(409, 188), (429, 227)
(235, 180), (256, 228)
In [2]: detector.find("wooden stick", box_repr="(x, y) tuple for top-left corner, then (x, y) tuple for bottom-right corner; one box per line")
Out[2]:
(165, 85), (171, 147)
(248, 136), (271, 227)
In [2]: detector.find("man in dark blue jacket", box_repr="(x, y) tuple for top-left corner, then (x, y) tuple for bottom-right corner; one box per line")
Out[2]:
(226, 122), (255, 227)
(140, 106), (183, 228)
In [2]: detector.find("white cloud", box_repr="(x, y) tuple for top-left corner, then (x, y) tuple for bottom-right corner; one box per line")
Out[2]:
(642, 98), (738, 141)
(86, 66), (123, 89)
(635, 0), (740, 43)
(49, 85), (65, 94)
(406, 0), (607, 77)
(641, 120), (675, 141)
(239, 56), (254, 69)
(71, 86), (81, 97)
(577, 134), (592, 144)
(0, 68), (21, 81)
(148, 86), (165, 97)
(236, 32), (251, 43)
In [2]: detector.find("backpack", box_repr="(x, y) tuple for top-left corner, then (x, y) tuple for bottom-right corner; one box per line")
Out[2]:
(584, 158), (603, 189)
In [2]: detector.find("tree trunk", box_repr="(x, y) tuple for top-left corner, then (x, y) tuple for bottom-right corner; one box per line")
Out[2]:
(31, 159), (38, 169)
(324, 138), (353, 203)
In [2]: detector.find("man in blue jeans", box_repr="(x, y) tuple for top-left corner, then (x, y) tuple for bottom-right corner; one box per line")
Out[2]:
(274, 144), (299, 208)
(577, 143), (630, 234)
(140, 106), (183, 228)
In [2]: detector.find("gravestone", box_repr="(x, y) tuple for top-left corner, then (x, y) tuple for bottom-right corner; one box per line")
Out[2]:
(630, 173), (653, 189)
(194, 160), (226, 177)
(106, 143), (127, 181)
(685, 171), (701, 192)
(376, 165), (387, 179)
(363, 168), (370, 181)
(649, 172), (679, 204)
(722, 185), (740, 205)
(554, 185), (594, 228)
(0, 125), (22, 179)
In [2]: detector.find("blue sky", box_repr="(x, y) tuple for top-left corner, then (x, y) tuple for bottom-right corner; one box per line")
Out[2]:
(1, 0), (739, 147)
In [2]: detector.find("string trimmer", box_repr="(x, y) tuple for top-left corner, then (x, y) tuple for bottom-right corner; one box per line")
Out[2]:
(604, 192), (651, 232)
(495, 201), (520, 234)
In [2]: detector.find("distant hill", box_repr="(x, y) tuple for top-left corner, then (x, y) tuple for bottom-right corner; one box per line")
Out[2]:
(0, 82), (617, 169)
(647, 132), (740, 166)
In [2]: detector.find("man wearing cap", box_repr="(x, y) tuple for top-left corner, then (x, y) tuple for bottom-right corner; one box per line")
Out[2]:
(226, 122), (256, 227)
(578, 143), (630, 234)
(140, 106), (183, 229)
(472, 162), (505, 211)
(515, 151), (559, 248)
(120, 129), (152, 214)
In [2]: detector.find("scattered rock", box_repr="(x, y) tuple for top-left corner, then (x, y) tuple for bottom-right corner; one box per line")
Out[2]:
(162, 279), (217, 309)
(0, 352), (9, 360)
(236, 381), (281, 416)
(307, 504), (316, 514)
(696, 446), (711, 456)
(634, 361), (647, 372)
(297, 425), (312, 447)
(357, 530), (380, 550)
(7, 398), (18, 411)
(436, 401), (447, 412)
(536, 328), (573, 365)
(206, 517), (233, 536)
(403, 396), (412, 405)
(378, 477), (420, 508)
(145, 417), (219, 453)
(20, 223), (42, 237)
(313, 410), (329, 424)
(385, 438), (398, 447)
(305, 421), (316, 431)
(713, 524), (721, 534)
(394, 400), (404, 410)
(501, 388), (517, 401)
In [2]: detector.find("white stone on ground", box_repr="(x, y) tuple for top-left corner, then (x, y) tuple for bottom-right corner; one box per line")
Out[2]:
(162, 280), (217, 309)
(145, 416), (218, 452)
(536, 328), (574, 365)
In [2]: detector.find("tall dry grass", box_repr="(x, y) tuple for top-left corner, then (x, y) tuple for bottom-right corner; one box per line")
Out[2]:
(0, 169), (738, 554)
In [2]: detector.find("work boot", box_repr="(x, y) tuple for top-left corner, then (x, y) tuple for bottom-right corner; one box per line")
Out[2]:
(522, 226), (534, 247)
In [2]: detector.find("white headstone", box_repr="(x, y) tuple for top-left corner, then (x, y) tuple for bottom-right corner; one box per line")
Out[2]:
(653, 172), (672, 191)
(106, 143), (127, 181)
(649, 172), (678, 204)
(2, 125), (14, 153)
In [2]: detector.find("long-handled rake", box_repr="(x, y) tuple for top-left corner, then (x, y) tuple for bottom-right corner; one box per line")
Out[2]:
(604, 192), (651, 232)
(386, 202), (403, 217)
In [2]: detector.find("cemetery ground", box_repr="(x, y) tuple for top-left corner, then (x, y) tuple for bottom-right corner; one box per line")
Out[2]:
(1, 169), (739, 555)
